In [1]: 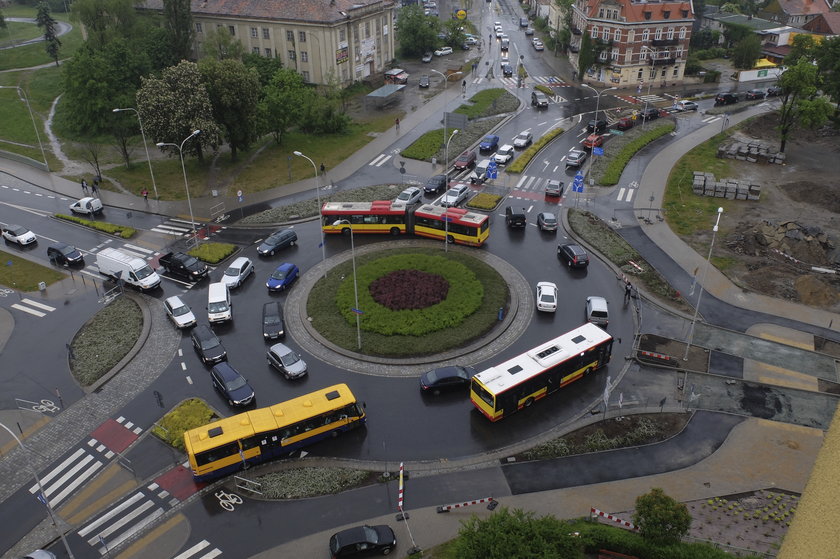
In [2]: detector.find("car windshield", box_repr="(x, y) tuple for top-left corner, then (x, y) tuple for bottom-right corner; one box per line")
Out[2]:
(135, 265), (155, 280)
(208, 302), (228, 313)
(183, 256), (199, 267)
(264, 315), (281, 326)
(271, 269), (287, 280)
(266, 234), (283, 246)
(361, 526), (378, 543)
(172, 304), (190, 316)
(60, 245), (76, 256)
(397, 191), (411, 201)
(516, 134), (528, 140)
(200, 336), (220, 350)
(224, 266), (240, 277)
(10, 226), (26, 235)
(280, 352), (300, 367)
(224, 376), (247, 391)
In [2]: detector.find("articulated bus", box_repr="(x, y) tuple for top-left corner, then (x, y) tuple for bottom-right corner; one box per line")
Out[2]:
(321, 201), (490, 247)
(470, 323), (613, 421)
(184, 384), (365, 481)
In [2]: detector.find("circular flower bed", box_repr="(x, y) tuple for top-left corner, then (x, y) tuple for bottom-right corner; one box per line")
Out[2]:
(369, 269), (450, 310)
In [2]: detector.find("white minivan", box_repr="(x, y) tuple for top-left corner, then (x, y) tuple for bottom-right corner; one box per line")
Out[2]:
(207, 282), (232, 323)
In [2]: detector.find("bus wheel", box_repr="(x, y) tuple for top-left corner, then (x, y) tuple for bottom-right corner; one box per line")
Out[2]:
(446, 235), (455, 244)
(341, 227), (351, 236)
(524, 397), (534, 407)
(390, 227), (400, 235)
(584, 366), (594, 377)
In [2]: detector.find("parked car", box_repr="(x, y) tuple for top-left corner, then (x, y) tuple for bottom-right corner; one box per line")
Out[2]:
(673, 100), (698, 112)
(479, 134), (500, 152)
(587, 119), (607, 133)
(583, 134), (604, 149)
(267, 342), (308, 379)
(513, 131), (533, 148)
(210, 362), (255, 407)
(329, 525), (396, 558)
(2, 224), (36, 246)
(262, 301), (285, 340)
(565, 149), (587, 167)
(434, 46), (453, 56)
(164, 295), (196, 329)
(419, 74), (430, 88)
(69, 196), (103, 216)
(159, 251), (209, 280)
(537, 212), (558, 232)
(257, 229), (298, 257)
(501, 63), (513, 77)
(47, 242), (84, 266)
(494, 144), (515, 164)
(614, 117), (634, 130)
(536, 281), (558, 312)
(421, 51), (433, 63)
(531, 91), (549, 108)
(465, 35), (478, 45)
(714, 92), (738, 106)
(266, 262), (300, 292)
(544, 180), (564, 197)
(557, 243), (590, 268)
(639, 107), (660, 121)
(586, 296), (609, 327)
(505, 206), (527, 228)
(419, 365), (477, 394)
(424, 174), (448, 194)
(191, 324), (227, 365)
(222, 256), (254, 289)
(440, 184), (470, 207)
(767, 85), (783, 97)
(453, 150), (477, 170)
(745, 89), (766, 100)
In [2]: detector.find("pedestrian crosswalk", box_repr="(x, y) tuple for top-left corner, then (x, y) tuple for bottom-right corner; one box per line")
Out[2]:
(173, 539), (224, 559)
(151, 218), (195, 238)
(616, 181), (639, 202)
(10, 298), (56, 318)
(472, 75), (568, 86)
(116, 243), (158, 261)
(369, 153), (392, 167)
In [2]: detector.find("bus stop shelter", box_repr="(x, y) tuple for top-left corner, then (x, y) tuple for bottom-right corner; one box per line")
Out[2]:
(364, 84), (405, 109)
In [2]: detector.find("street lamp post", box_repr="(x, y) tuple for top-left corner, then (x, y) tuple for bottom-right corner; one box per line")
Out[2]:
(156, 130), (201, 237)
(293, 151), (327, 278)
(113, 107), (158, 200)
(429, 68), (447, 89)
(0, 422), (76, 558)
(1, 85), (48, 172)
(336, 220), (362, 350)
(683, 207), (724, 360)
(581, 83), (617, 127)
(444, 129), (459, 176)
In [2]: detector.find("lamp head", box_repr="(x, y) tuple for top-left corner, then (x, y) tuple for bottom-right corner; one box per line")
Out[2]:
(717, 207), (724, 214)
(192, 130), (201, 136)
(155, 142), (165, 147)
(293, 151), (303, 156)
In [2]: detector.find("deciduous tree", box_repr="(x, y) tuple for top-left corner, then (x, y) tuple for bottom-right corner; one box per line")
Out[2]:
(36, 1), (61, 66)
(731, 34), (761, 69)
(396, 5), (440, 58)
(259, 68), (307, 144)
(777, 59), (833, 152)
(201, 26), (245, 60)
(163, 0), (194, 63)
(70, 0), (136, 49)
(577, 31), (594, 80)
(813, 36), (840, 115)
(632, 488), (691, 545)
(198, 58), (261, 160)
(242, 52), (284, 87)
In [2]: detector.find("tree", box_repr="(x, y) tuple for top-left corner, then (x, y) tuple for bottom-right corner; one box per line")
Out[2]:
(731, 34), (761, 69)
(36, 2), (61, 66)
(136, 61), (222, 161)
(70, 0), (136, 49)
(577, 31), (594, 80)
(632, 488), (691, 545)
(784, 33), (818, 65)
(201, 26), (245, 60)
(442, 18), (465, 49)
(260, 68), (307, 145)
(396, 5), (440, 57)
(453, 507), (585, 559)
(814, 36), (840, 114)
(242, 52), (284, 87)
(163, 0), (194, 63)
(777, 59), (833, 152)
(198, 58), (261, 160)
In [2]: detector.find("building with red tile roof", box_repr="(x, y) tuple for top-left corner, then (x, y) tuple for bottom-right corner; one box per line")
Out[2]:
(801, 12), (840, 36)
(758, 0), (831, 27)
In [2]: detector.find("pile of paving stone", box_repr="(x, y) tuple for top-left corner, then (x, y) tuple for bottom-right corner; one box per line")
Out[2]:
(692, 172), (761, 200)
(717, 140), (786, 164)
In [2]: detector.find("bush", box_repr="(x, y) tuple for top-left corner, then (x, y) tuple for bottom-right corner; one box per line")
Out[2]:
(70, 296), (142, 386)
(400, 128), (445, 160)
(506, 127), (565, 173)
(151, 398), (216, 451)
(599, 121), (676, 185)
(454, 88), (512, 119)
(55, 214), (136, 239)
(256, 468), (374, 499)
(466, 192), (503, 210)
(188, 242), (236, 264)
(535, 84), (554, 96)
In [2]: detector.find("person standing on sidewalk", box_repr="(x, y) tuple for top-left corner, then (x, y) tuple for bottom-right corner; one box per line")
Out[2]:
(91, 181), (99, 197)
(81, 178), (89, 194)
(141, 188), (149, 202)
(320, 163), (326, 174)
(395, 118), (400, 132)
(624, 280), (633, 305)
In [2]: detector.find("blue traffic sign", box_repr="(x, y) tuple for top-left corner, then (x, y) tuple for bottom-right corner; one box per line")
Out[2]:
(572, 172), (585, 193)
(487, 168), (498, 179)
(593, 147), (604, 156)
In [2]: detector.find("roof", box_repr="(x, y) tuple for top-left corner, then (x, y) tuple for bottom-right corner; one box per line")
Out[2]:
(586, 0), (694, 23)
(771, 0), (831, 17)
(703, 10), (782, 30)
(367, 84), (405, 98)
(802, 12), (840, 34)
(137, 0), (393, 24)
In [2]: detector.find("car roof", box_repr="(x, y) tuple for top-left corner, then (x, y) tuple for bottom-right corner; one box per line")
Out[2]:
(275, 262), (295, 271)
(401, 186), (421, 193)
(588, 295), (608, 309)
(562, 243), (586, 254)
(499, 144), (514, 150)
(517, 131), (531, 136)
(263, 301), (282, 314)
(269, 342), (292, 355)
(193, 324), (216, 340)
(212, 362), (240, 380)
(230, 256), (250, 267)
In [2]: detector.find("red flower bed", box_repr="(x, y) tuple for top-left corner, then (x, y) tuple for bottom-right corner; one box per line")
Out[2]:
(369, 269), (450, 310)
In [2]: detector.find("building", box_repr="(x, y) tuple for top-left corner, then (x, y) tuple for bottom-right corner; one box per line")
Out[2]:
(801, 12), (840, 36)
(138, 0), (396, 86)
(569, 0), (695, 88)
(701, 9), (781, 45)
(758, 0), (831, 27)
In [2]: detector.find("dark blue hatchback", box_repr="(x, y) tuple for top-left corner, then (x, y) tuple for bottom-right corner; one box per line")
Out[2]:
(266, 262), (299, 292)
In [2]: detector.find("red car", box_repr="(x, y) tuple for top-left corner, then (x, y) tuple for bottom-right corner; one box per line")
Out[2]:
(453, 150), (477, 170)
(614, 117), (634, 131)
(582, 134), (603, 149)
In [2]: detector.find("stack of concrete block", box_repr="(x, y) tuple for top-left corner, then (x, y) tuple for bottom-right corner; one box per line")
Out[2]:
(691, 172), (761, 200)
(716, 141), (784, 164)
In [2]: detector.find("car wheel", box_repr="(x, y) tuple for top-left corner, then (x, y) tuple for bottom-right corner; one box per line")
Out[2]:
(382, 547), (392, 556)
(269, 250), (274, 256)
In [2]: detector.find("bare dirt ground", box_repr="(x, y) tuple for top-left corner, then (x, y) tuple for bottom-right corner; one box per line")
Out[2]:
(688, 111), (840, 311)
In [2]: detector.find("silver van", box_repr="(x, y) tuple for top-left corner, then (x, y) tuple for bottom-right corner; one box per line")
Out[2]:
(586, 296), (609, 327)
(207, 282), (232, 323)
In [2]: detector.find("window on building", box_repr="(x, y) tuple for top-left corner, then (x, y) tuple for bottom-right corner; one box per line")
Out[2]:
(676, 48), (683, 58)
(614, 28), (621, 41)
(252, 47), (259, 54)
(265, 48), (272, 57)
(299, 31), (306, 42)
(655, 27), (662, 40)
(649, 68), (656, 79)
(598, 8), (604, 17)
(679, 27), (686, 39)
(591, 25), (598, 39)
(251, 27), (258, 38)
(365, 21), (370, 38)
(628, 30), (634, 42)
(599, 50), (608, 61)
(642, 29), (649, 41)
(673, 67), (679, 77)
(301, 51), (308, 62)
(228, 25), (235, 36)
(263, 28), (270, 39)
(340, 29), (346, 42)
(288, 50), (296, 61)
(611, 48), (618, 60)
(303, 71), (310, 82)
(287, 30), (294, 42)
(663, 10), (670, 19)
(637, 68), (643, 80)
(667, 27), (674, 39)
(195, 22), (203, 33)
(661, 68), (666, 78)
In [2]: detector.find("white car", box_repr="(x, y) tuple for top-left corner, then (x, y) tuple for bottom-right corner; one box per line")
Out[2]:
(494, 145), (515, 164)
(440, 184), (470, 207)
(69, 197), (104, 216)
(513, 131), (533, 148)
(434, 47), (453, 56)
(465, 36), (478, 45)
(222, 256), (254, 289)
(1, 224), (37, 246)
(164, 295), (196, 329)
(536, 281), (558, 313)
(395, 186), (422, 206)
(495, 27), (504, 38)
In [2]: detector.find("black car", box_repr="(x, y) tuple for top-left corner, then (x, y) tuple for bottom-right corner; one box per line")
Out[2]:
(257, 229), (297, 256)
(745, 88), (766, 100)
(419, 366), (477, 394)
(418, 75), (430, 88)
(587, 119), (607, 133)
(639, 107), (660, 121)
(191, 325), (227, 365)
(501, 64), (513, 77)
(767, 85), (783, 97)
(329, 525), (396, 558)
(47, 243), (84, 266)
(557, 243), (590, 268)
(714, 93), (738, 106)
(262, 301), (285, 340)
(424, 174), (448, 194)
(210, 362), (255, 407)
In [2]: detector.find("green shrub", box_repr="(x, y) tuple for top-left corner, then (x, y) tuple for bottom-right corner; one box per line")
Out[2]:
(506, 127), (565, 173)
(535, 84), (553, 96)
(70, 296), (142, 386)
(599, 121), (676, 185)
(188, 242), (236, 264)
(55, 214), (136, 239)
(466, 192), (503, 210)
(151, 399), (216, 451)
(454, 88), (507, 118)
(400, 128), (445, 160)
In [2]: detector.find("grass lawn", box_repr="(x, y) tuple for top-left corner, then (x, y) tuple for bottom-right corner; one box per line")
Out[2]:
(0, 249), (65, 291)
(0, 6), (84, 71)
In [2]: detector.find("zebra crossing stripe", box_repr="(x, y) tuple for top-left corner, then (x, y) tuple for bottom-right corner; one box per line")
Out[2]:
(79, 492), (145, 537)
(31, 448), (86, 491)
(122, 244), (154, 255)
(20, 298), (56, 312)
(87, 499), (157, 545)
(11, 304), (45, 317)
(173, 540), (211, 559)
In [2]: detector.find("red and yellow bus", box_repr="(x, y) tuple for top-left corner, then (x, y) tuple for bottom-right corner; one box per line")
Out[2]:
(470, 323), (613, 421)
(321, 201), (490, 247)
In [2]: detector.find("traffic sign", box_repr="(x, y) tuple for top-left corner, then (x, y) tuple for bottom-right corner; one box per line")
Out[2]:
(455, 9), (467, 19)
(486, 160), (498, 179)
(593, 147), (604, 156)
(572, 171), (584, 193)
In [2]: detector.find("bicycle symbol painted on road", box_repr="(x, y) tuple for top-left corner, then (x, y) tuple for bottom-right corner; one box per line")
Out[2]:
(215, 490), (243, 511)
(15, 398), (60, 415)
(0, 287), (14, 297)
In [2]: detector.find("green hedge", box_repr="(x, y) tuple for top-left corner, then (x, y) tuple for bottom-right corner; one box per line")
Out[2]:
(505, 127), (565, 173)
(188, 242), (236, 264)
(400, 128), (445, 160)
(535, 84), (554, 96)
(600, 121), (676, 185)
(55, 214), (136, 239)
(466, 193), (503, 210)
(454, 88), (507, 119)
(151, 398), (216, 451)
(336, 253), (483, 336)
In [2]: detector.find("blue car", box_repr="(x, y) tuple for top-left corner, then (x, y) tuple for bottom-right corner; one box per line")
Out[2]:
(479, 134), (499, 152)
(266, 262), (299, 292)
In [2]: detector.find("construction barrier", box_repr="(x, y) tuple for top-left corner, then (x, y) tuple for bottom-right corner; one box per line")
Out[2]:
(636, 349), (677, 366)
(590, 507), (638, 531)
(437, 496), (498, 513)
(397, 462), (404, 510)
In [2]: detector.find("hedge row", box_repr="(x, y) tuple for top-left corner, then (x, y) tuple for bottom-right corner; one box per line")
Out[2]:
(335, 253), (483, 336)
(466, 192), (503, 210)
(505, 127), (565, 173)
(188, 242), (237, 264)
(453, 88), (508, 119)
(55, 214), (136, 239)
(535, 84), (554, 96)
(599, 121), (676, 185)
(151, 398), (216, 451)
(400, 128), (445, 160)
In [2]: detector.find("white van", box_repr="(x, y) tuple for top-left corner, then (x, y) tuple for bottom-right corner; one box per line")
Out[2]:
(586, 296), (609, 327)
(96, 247), (161, 291)
(207, 282), (232, 323)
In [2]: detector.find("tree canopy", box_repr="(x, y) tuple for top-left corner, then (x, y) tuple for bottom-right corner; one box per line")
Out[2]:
(632, 488), (691, 545)
(163, 0), (194, 63)
(731, 34), (761, 69)
(36, 1), (62, 66)
(396, 5), (441, 57)
(776, 58), (833, 152)
(70, 0), (137, 49)
(198, 58), (261, 160)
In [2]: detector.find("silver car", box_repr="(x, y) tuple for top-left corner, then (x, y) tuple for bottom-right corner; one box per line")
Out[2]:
(440, 184), (470, 207)
(164, 295), (196, 329)
(267, 343), (308, 379)
(513, 131), (533, 148)
(565, 149), (587, 167)
(222, 256), (254, 289)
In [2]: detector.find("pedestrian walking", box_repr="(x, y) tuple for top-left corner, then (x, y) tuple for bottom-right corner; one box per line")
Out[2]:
(81, 178), (89, 194)
(141, 188), (149, 202)
(320, 163), (326, 174)
(624, 280), (633, 305)
(91, 182), (98, 197)
(395, 118), (400, 131)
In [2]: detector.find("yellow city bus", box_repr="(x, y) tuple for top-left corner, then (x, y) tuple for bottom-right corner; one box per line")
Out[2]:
(184, 384), (366, 481)
(470, 323), (613, 421)
(412, 204), (490, 247)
